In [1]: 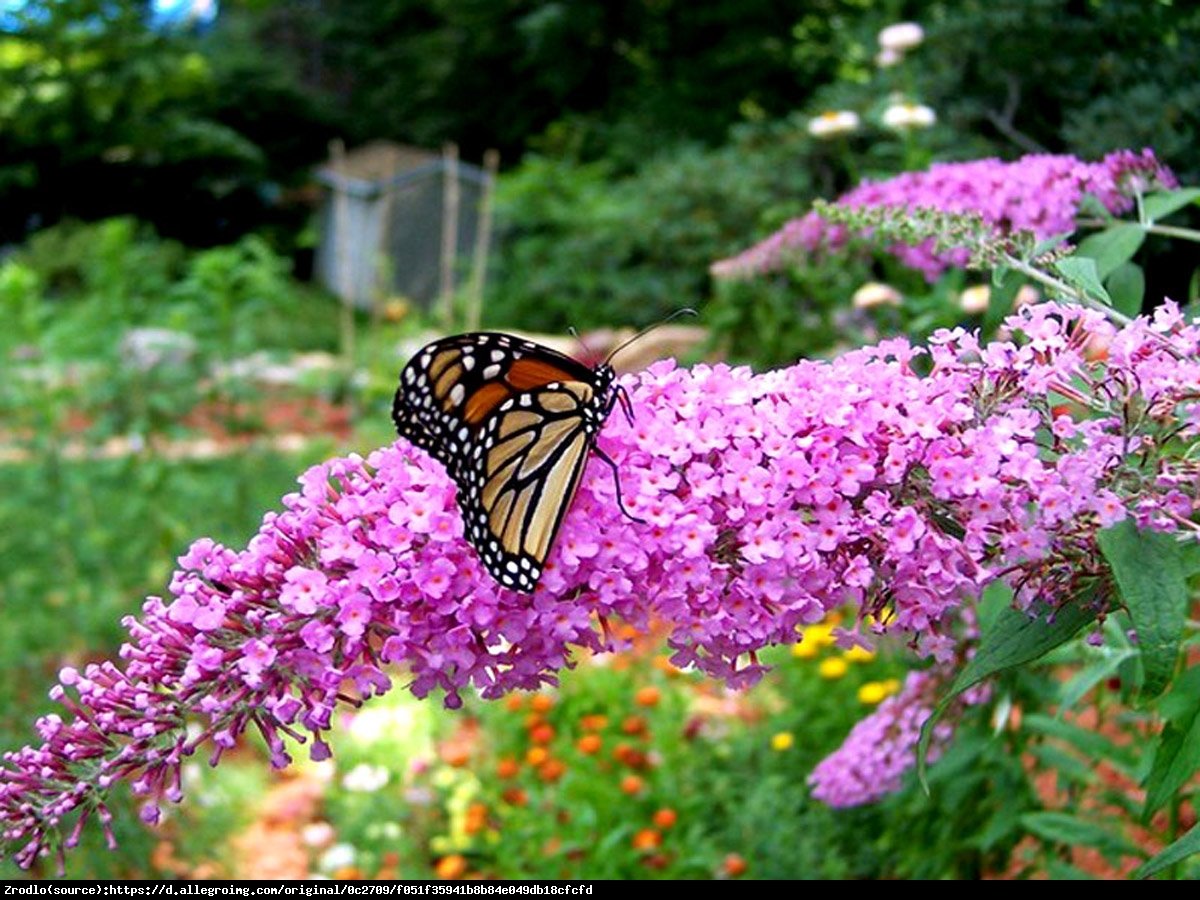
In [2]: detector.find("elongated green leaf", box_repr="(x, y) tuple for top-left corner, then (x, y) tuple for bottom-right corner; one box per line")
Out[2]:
(949, 601), (1099, 697)
(1058, 648), (1136, 713)
(1055, 257), (1111, 305)
(1076, 224), (1145, 279)
(1097, 521), (1186, 698)
(1033, 231), (1075, 256)
(1043, 859), (1097, 880)
(1021, 812), (1142, 860)
(1106, 262), (1144, 318)
(1133, 823), (1200, 879)
(1143, 668), (1200, 818)
(1143, 188), (1200, 222)
(1024, 713), (1132, 768)
(916, 598), (1097, 787)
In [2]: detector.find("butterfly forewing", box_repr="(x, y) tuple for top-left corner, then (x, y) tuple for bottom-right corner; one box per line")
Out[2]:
(392, 333), (616, 592)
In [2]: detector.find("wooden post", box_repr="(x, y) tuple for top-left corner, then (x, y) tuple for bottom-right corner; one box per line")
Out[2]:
(465, 149), (499, 332)
(372, 144), (402, 330)
(438, 142), (460, 328)
(329, 139), (356, 413)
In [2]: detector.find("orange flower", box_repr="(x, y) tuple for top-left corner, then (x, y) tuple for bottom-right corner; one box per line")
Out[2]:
(634, 686), (661, 708)
(502, 787), (528, 807)
(576, 734), (602, 755)
(542, 837), (562, 857)
(530, 723), (556, 745)
(652, 808), (677, 829)
(620, 774), (645, 795)
(435, 855), (468, 880)
(525, 747), (549, 767)
(614, 743), (649, 769)
(652, 655), (681, 677)
(642, 853), (671, 870)
(722, 853), (748, 877)
(496, 757), (520, 779)
(530, 694), (555, 714)
(440, 745), (471, 768)
(504, 694), (524, 712)
(538, 758), (567, 783)
(631, 828), (662, 851)
(524, 712), (546, 730)
(464, 803), (488, 835)
(332, 866), (364, 879)
(579, 714), (608, 732)
(621, 715), (647, 736)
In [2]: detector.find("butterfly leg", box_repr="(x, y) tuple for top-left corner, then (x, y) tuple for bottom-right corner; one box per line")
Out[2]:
(592, 444), (646, 525)
(616, 385), (636, 427)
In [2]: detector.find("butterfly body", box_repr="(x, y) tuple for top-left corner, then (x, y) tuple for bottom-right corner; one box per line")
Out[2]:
(392, 332), (621, 593)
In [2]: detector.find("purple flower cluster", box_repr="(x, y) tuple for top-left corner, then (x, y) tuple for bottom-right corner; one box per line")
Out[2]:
(711, 149), (1176, 280)
(6, 302), (1200, 868)
(808, 671), (947, 807)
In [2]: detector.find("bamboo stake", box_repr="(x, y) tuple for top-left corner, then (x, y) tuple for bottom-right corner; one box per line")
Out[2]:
(329, 139), (357, 416)
(438, 142), (461, 328)
(465, 149), (499, 332)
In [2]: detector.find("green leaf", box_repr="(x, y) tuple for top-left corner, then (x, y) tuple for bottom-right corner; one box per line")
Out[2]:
(1076, 224), (1145, 279)
(1055, 256), (1111, 305)
(1032, 231), (1074, 257)
(1078, 194), (1114, 221)
(916, 598), (1097, 787)
(1132, 823), (1200, 879)
(1057, 647), (1136, 713)
(1020, 812), (1142, 861)
(1105, 262), (1144, 318)
(1043, 859), (1097, 880)
(1142, 188), (1200, 222)
(1024, 713), (1133, 769)
(1097, 521), (1186, 698)
(1142, 667), (1200, 818)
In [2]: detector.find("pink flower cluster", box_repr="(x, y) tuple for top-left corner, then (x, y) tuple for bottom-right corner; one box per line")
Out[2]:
(6, 302), (1200, 869)
(711, 149), (1176, 280)
(808, 671), (948, 807)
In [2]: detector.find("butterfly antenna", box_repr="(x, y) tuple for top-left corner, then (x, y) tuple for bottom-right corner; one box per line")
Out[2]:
(604, 308), (698, 367)
(592, 445), (646, 525)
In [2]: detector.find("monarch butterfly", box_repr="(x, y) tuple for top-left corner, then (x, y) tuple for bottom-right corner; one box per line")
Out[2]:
(392, 331), (640, 593)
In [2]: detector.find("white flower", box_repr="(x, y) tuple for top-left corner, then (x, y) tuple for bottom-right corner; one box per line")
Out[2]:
(302, 821), (336, 849)
(875, 47), (903, 68)
(807, 110), (861, 139)
(319, 843), (356, 873)
(341, 762), (390, 793)
(1015, 285), (1041, 307)
(959, 285), (991, 315)
(878, 22), (924, 52)
(852, 283), (902, 309)
(882, 102), (936, 130)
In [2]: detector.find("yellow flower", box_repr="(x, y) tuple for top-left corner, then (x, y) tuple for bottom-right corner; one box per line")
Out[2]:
(858, 680), (901, 705)
(818, 658), (849, 680)
(843, 645), (876, 664)
(771, 731), (795, 752)
(791, 640), (819, 660)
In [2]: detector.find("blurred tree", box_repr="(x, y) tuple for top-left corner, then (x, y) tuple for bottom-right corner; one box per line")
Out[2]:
(294, 0), (863, 166)
(0, 0), (333, 248)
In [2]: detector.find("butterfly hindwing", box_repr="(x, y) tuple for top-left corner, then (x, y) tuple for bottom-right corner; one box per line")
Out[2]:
(392, 333), (617, 592)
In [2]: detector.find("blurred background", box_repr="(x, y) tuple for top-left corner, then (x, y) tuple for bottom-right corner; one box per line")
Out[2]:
(2, 0), (1199, 879)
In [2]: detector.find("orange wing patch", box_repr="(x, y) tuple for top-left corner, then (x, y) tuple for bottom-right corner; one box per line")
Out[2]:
(464, 382), (513, 424)
(507, 358), (582, 390)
